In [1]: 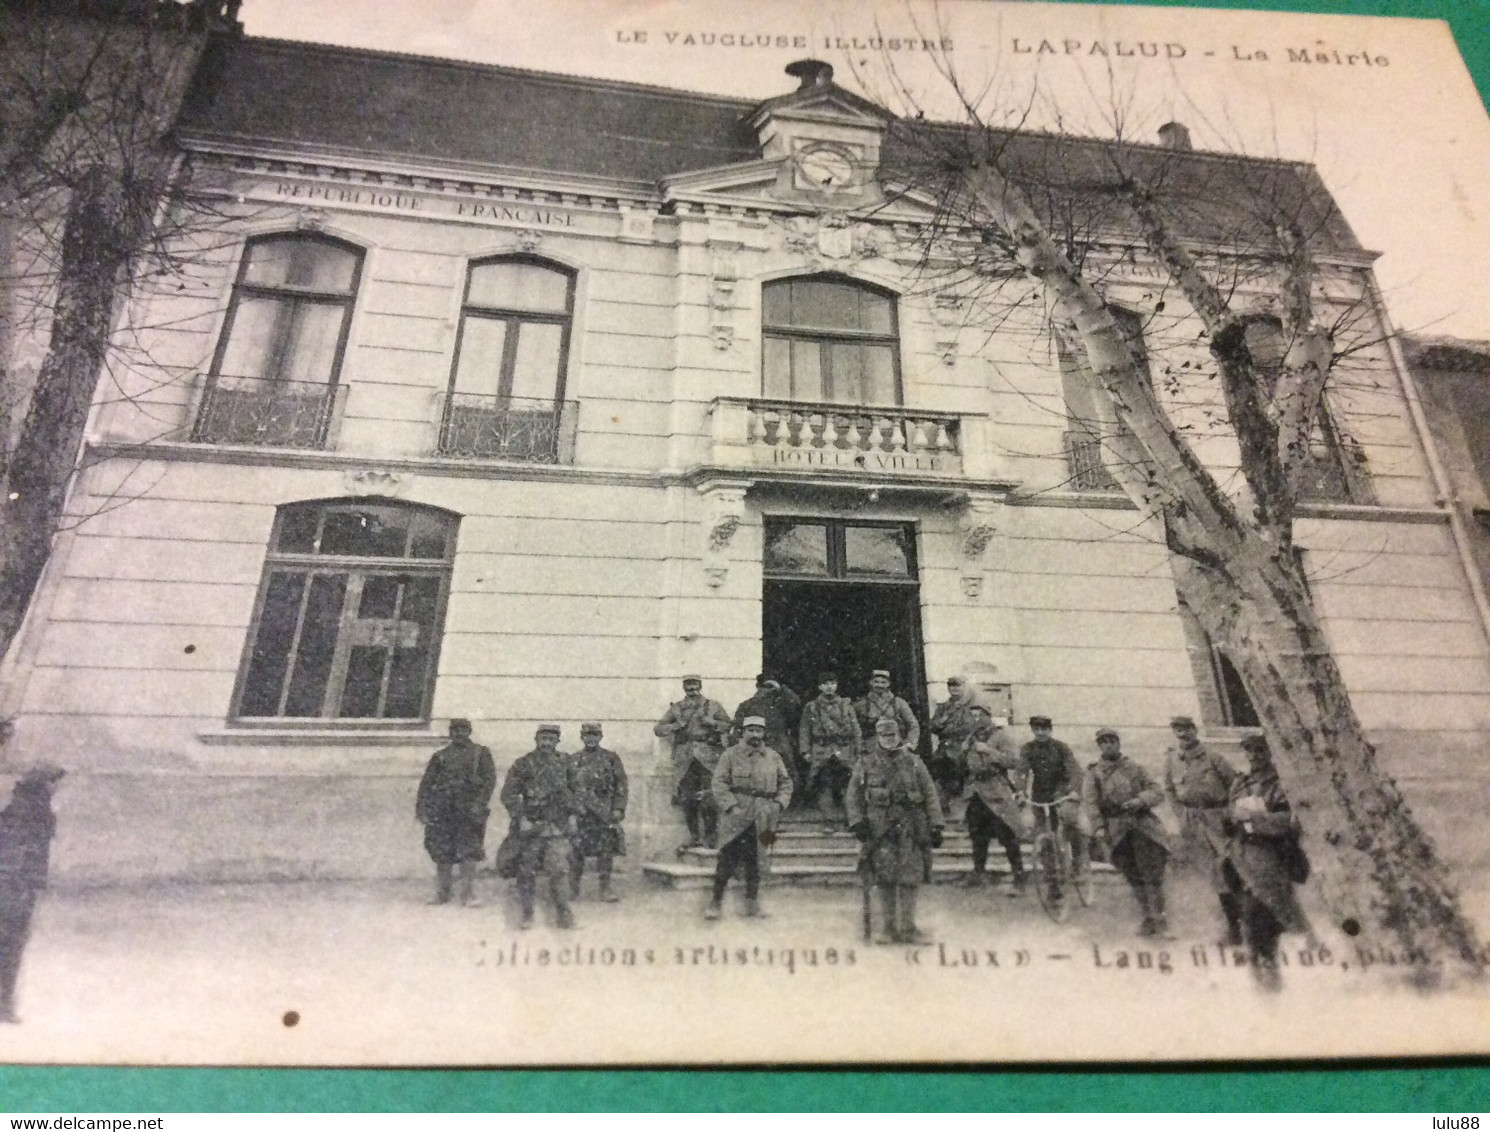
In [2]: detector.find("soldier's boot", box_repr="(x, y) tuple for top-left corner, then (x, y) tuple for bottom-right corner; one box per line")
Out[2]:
(517, 880), (536, 930)
(1008, 857), (1029, 898)
(457, 861), (482, 908)
(550, 876), (576, 929)
(1218, 893), (1245, 947)
(1146, 885), (1174, 940)
(598, 867), (619, 903)
(568, 855), (584, 901)
(897, 887), (932, 945)
(874, 886), (899, 945)
(1132, 881), (1156, 936)
(703, 898), (722, 921)
(961, 870), (986, 888)
(744, 895), (765, 918)
(429, 863), (453, 905)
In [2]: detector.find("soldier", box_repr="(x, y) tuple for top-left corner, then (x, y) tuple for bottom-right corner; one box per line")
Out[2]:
(1163, 714), (1242, 945)
(1084, 728), (1173, 938)
(798, 671), (860, 832)
(959, 704), (1028, 893)
(1223, 734), (1310, 990)
(706, 716), (794, 920)
(567, 721), (628, 903)
(653, 675), (732, 850)
(731, 674), (802, 788)
(499, 723), (578, 930)
(848, 717), (945, 944)
(854, 669), (920, 751)
(415, 718), (497, 907)
(927, 675), (979, 811)
(0, 763), (64, 1024)
(1020, 714), (1089, 902)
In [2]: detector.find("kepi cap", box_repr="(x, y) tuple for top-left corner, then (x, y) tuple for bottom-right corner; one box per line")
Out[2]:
(1028, 715), (1053, 727)
(535, 722), (562, 736)
(1239, 734), (1271, 755)
(580, 721), (603, 734)
(817, 670), (838, 684)
(871, 669), (891, 680)
(1170, 715), (1197, 729)
(1095, 727), (1120, 741)
(741, 715), (767, 728)
(682, 673), (702, 684)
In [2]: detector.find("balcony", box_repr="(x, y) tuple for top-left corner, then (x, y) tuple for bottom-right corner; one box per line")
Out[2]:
(1063, 429), (1122, 492)
(708, 397), (983, 478)
(437, 394), (578, 464)
(192, 375), (343, 449)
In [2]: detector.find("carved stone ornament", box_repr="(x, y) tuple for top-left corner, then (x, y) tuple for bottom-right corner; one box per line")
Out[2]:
(776, 215), (884, 264)
(708, 231), (741, 351)
(343, 469), (409, 497)
(294, 207), (329, 232)
(957, 497), (1004, 602)
(698, 481), (750, 588)
(932, 291), (965, 367)
(514, 229), (542, 253)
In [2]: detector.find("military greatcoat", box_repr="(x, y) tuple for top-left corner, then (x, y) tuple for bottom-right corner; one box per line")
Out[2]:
(568, 745), (628, 860)
(1224, 766), (1309, 932)
(711, 742), (794, 851)
(961, 727), (1026, 832)
(415, 739), (497, 865)
(1084, 755), (1170, 866)
(732, 685), (802, 763)
(654, 694), (733, 774)
(854, 691), (920, 750)
(1164, 739), (1237, 889)
(499, 747), (576, 878)
(847, 744), (945, 886)
(799, 693), (860, 771)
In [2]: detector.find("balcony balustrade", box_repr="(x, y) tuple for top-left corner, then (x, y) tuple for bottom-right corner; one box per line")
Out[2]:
(709, 397), (979, 477)
(437, 393), (577, 464)
(192, 374), (342, 449)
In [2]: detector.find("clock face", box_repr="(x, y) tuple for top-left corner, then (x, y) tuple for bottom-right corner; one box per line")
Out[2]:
(795, 147), (856, 190)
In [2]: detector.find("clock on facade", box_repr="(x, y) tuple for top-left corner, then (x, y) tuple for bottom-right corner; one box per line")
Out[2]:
(793, 145), (857, 190)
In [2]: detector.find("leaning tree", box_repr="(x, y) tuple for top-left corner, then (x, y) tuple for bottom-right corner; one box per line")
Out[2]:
(870, 61), (1483, 976)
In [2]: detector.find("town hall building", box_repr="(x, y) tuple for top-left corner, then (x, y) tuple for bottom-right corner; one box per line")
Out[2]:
(3, 35), (1488, 892)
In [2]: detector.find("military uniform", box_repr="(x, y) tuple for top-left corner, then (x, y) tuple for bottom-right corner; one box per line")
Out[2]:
(1223, 756), (1309, 980)
(1085, 749), (1171, 936)
(654, 687), (732, 847)
(499, 735), (578, 928)
(1021, 730), (1089, 885)
(799, 691), (859, 824)
(1165, 734), (1241, 941)
(854, 690), (920, 751)
(415, 731), (497, 905)
(731, 683), (802, 784)
(0, 765), (64, 1023)
(706, 736), (794, 917)
(959, 723), (1027, 889)
(927, 695), (980, 808)
(847, 738), (945, 943)
(567, 727), (628, 902)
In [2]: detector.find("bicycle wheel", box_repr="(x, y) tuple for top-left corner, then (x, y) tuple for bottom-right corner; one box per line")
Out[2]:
(1031, 833), (1069, 923)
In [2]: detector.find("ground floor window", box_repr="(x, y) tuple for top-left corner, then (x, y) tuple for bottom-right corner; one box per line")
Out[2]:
(234, 500), (457, 722)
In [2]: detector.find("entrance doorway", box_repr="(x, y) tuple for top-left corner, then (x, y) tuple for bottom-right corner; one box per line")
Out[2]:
(760, 518), (929, 746)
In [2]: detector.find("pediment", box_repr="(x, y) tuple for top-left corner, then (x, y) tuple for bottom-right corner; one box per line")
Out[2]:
(658, 156), (942, 225)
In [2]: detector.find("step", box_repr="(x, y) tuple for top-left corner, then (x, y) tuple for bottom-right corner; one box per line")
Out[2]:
(642, 857), (1122, 889)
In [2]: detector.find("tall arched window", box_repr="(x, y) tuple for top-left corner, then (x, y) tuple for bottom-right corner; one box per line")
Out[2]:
(440, 257), (576, 462)
(762, 275), (900, 405)
(234, 500), (457, 722)
(196, 234), (364, 448)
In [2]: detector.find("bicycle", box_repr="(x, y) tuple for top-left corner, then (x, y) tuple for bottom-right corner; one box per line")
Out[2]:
(1028, 793), (1092, 923)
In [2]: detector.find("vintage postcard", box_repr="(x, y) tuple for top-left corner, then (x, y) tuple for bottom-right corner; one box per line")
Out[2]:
(1, 0), (1489, 1066)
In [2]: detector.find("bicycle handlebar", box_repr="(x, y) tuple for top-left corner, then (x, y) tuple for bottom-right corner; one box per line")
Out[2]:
(1028, 792), (1080, 811)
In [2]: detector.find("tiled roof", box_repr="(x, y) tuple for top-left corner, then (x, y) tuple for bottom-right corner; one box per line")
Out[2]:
(180, 36), (1361, 253)
(180, 37), (762, 184)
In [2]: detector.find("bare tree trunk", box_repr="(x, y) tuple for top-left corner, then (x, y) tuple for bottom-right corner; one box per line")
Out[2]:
(1174, 550), (1481, 979)
(0, 166), (128, 653)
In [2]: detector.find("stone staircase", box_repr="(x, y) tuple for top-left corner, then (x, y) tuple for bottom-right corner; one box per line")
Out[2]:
(642, 811), (1120, 889)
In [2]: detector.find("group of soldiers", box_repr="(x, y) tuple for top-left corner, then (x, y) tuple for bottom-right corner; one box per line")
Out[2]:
(415, 717), (628, 929)
(416, 671), (1311, 983)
